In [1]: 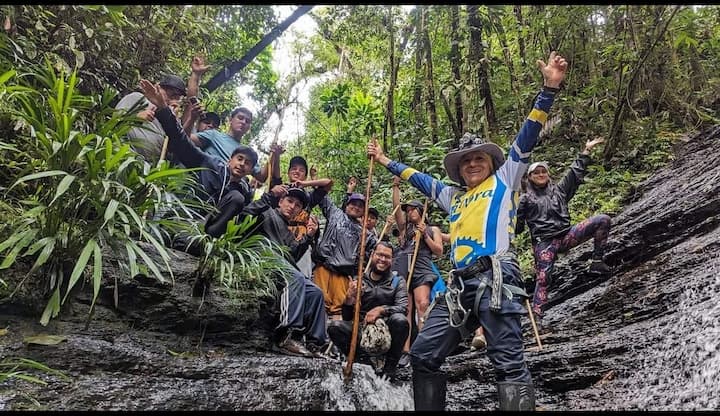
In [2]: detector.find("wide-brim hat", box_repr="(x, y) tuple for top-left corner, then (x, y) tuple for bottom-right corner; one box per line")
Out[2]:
(528, 161), (550, 175)
(285, 187), (309, 209)
(401, 199), (424, 213)
(443, 133), (505, 185)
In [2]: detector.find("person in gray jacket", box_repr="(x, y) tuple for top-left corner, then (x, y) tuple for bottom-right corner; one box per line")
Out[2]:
(516, 137), (611, 326)
(313, 192), (377, 320)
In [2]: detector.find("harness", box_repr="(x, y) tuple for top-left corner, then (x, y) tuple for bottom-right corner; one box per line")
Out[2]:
(443, 255), (529, 337)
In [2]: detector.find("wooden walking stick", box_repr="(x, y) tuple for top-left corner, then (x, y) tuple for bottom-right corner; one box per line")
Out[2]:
(343, 138), (376, 382)
(405, 198), (430, 289)
(525, 298), (543, 350)
(363, 204), (401, 275)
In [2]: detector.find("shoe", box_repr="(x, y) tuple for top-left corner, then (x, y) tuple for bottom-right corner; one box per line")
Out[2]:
(306, 342), (333, 360)
(470, 333), (486, 351)
(398, 352), (411, 368)
(275, 337), (313, 358)
(588, 259), (611, 275)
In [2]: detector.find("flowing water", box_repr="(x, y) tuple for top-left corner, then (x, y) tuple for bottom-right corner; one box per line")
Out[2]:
(607, 261), (720, 410)
(321, 362), (413, 411)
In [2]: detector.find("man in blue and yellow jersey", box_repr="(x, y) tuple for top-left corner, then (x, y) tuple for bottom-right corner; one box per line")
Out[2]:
(367, 51), (568, 411)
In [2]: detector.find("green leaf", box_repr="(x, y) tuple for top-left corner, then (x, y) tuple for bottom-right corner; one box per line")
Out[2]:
(10, 170), (68, 190)
(89, 242), (102, 312)
(63, 239), (96, 304)
(129, 242), (166, 284)
(40, 287), (61, 326)
(49, 174), (76, 206)
(103, 199), (119, 224)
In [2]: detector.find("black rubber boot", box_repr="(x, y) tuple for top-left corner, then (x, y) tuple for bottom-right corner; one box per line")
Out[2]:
(497, 381), (535, 411)
(412, 367), (447, 410)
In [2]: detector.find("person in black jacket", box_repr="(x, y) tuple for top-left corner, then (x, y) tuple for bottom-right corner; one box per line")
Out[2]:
(139, 79), (257, 239)
(516, 137), (611, 325)
(242, 186), (328, 358)
(327, 241), (409, 379)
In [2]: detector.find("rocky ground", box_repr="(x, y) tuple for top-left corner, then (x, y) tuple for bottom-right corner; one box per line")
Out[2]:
(1, 125), (719, 410)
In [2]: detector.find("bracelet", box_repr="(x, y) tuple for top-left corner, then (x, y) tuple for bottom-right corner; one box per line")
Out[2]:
(542, 85), (561, 95)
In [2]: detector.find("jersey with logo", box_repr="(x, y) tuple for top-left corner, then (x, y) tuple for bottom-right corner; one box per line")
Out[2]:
(385, 91), (555, 269)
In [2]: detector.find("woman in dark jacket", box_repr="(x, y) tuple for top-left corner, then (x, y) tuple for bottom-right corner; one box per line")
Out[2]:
(516, 137), (611, 325)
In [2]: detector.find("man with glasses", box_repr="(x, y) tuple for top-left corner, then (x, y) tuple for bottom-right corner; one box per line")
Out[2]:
(327, 241), (409, 379)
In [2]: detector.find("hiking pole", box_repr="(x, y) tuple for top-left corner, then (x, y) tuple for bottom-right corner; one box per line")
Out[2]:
(363, 204), (401, 275)
(525, 298), (543, 350)
(402, 198), (430, 354)
(343, 137), (376, 382)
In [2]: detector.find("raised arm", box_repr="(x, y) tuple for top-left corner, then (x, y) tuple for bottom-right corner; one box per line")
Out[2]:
(391, 175), (406, 233)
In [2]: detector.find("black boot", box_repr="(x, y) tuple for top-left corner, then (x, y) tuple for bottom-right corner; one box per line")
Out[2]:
(412, 367), (447, 410)
(497, 381), (535, 411)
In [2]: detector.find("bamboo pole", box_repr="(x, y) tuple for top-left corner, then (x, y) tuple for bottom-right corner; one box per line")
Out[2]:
(525, 298), (543, 350)
(363, 204), (401, 275)
(343, 140), (376, 382)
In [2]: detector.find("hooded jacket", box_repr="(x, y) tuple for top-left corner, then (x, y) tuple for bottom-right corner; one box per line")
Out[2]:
(242, 192), (314, 268)
(155, 107), (253, 206)
(516, 153), (591, 242)
(341, 269), (408, 321)
(314, 194), (377, 276)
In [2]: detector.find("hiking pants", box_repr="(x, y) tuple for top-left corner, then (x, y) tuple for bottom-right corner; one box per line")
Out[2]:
(277, 265), (328, 346)
(327, 312), (409, 364)
(312, 264), (350, 317)
(410, 257), (531, 384)
(205, 190), (246, 238)
(531, 214), (611, 317)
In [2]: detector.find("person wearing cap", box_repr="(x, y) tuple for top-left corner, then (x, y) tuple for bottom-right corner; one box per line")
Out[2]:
(517, 137), (611, 328)
(115, 72), (187, 164)
(241, 183), (328, 358)
(328, 241), (409, 379)
(343, 176), (379, 238)
(391, 175), (444, 368)
(368, 51), (568, 410)
(268, 152), (334, 277)
(139, 79), (257, 239)
(313, 190), (378, 320)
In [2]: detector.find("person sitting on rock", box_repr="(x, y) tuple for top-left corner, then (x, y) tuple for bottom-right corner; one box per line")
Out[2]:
(139, 79), (257, 239)
(328, 241), (409, 379)
(516, 136), (612, 329)
(268, 150), (333, 278)
(242, 185), (328, 358)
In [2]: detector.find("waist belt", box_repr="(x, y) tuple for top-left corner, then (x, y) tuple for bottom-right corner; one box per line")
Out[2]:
(454, 256), (492, 278)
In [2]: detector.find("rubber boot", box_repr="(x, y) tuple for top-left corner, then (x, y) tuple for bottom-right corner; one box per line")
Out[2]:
(497, 381), (535, 411)
(412, 367), (447, 410)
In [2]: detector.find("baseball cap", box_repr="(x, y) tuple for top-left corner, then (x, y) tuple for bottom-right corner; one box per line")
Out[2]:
(158, 74), (186, 96)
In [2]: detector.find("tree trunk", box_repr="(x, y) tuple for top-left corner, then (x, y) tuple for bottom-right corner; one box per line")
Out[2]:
(449, 5), (464, 139)
(421, 6), (439, 144)
(493, 8), (522, 131)
(411, 8), (424, 126)
(467, 5), (496, 134)
(382, 6), (397, 151)
(513, 5), (532, 84)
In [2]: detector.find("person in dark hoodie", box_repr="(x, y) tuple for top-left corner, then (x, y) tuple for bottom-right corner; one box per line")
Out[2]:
(139, 79), (257, 238)
(516, 136), (611, 327)
(242, 185), (328, 358)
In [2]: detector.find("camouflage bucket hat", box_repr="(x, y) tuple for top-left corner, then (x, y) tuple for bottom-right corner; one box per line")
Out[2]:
(360, 318), (392, 356)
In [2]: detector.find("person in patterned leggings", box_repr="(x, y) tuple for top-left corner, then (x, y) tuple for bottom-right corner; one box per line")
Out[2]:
(517, 137), (612, 328)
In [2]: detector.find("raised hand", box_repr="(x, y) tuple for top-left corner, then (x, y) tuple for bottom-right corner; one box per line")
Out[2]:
(139, 79), (167, 110)
(347, 176), (357, 193)
(536, 51), (568, 89)
(191, 56), (210, 76)
(583, 137), (606, 154)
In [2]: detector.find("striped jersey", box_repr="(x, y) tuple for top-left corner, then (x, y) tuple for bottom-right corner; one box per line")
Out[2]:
(385, 91), (555, 269)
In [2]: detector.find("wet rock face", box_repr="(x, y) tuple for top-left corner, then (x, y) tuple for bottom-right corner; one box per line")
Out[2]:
(1, 126), (720, 410)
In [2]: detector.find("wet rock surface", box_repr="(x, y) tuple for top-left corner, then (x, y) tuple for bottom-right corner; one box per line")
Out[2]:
(1, 126), (719, 410)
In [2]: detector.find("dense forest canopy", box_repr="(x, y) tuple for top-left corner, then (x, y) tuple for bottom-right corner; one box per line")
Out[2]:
(1, 5), (719, 322)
